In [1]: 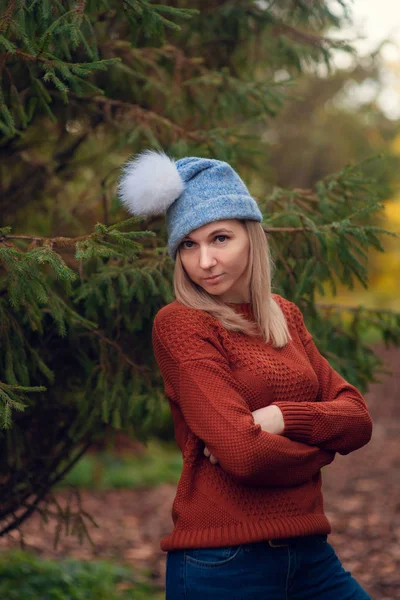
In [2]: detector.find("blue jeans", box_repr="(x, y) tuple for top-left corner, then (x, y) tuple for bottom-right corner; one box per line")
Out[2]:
(165, 535), (372, 599)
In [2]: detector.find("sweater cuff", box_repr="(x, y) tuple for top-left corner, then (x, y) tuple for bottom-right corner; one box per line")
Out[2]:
(273, 402), (313, 444)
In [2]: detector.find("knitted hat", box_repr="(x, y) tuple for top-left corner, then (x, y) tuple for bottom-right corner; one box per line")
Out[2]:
(118, 150), (263, 260)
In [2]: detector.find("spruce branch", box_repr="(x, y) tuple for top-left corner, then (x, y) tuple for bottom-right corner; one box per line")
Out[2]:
(0, 33), (16, 53)
(272, 22), (352, 52)
(0, 0), (16, 33)
(0, 439), (92, 538)
(79, 94), (211, 143)
(122, 0), (198, 33)
(316, 302), (400, 315)
(76, 326), (150, 374)
(0, 382), (46, 430)
(0, 219), (154, 256)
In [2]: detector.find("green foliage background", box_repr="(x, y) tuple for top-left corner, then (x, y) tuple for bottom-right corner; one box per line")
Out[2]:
(0, 551), (163, 600)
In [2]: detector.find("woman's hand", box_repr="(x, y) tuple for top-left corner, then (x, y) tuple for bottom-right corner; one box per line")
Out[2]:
(203, 446), (219, 464)
(203, 404), (285, 465)
(252, 405), (284, 435)
(203, 405), (284, 466)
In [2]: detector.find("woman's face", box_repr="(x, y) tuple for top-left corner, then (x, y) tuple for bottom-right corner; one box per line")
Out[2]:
(178, 219), (251, 303)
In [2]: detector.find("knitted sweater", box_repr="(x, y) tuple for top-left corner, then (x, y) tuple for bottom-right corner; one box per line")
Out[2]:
(152, 294), (372, 552)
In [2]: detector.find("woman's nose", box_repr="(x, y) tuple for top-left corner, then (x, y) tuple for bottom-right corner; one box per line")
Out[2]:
(199, 247), (217, 269)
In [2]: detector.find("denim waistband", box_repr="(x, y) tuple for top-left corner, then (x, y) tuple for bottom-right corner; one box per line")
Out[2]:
(245, 534), (328, 549)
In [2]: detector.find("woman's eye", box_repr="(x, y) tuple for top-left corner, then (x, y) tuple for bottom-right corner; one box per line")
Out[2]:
(181, 235), (228, 250)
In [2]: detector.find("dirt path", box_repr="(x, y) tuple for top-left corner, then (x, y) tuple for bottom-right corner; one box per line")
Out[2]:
(1, 345), (399, 599)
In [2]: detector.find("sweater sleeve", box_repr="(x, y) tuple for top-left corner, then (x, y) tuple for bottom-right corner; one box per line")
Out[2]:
(152, 308), (335, 488)
(273, 303), (373, 455)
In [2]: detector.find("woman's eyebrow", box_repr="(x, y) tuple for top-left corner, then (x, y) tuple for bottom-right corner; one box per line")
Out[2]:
(183, 228), (234, 241)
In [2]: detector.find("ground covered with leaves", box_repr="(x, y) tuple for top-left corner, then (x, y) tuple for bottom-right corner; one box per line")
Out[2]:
(1, 345), (398, 599)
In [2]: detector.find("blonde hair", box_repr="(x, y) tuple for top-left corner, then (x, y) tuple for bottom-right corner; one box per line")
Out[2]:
(173, 220), (292, 347)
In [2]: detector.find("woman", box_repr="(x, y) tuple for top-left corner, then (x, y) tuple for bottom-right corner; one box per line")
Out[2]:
(118, 151), (373, 599)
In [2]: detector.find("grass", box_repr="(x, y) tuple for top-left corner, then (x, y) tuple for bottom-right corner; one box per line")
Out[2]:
(58, 438), (182, 490)
(0, 551), (164, 600)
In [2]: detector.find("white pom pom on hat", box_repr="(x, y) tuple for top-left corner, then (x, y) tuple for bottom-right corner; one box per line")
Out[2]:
(118, 150), (185, 217)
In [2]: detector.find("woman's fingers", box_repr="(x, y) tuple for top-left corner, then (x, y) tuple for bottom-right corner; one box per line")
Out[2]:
(204, 446), (218, 464)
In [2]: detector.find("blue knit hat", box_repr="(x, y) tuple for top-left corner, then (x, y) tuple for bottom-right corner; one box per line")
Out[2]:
(118, 150), (263, 260)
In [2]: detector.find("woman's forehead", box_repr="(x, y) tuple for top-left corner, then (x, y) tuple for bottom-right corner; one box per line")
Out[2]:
(187, 219), (242, 238)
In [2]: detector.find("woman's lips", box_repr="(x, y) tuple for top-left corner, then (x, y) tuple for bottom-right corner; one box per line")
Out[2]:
(203, 274), (224, 284)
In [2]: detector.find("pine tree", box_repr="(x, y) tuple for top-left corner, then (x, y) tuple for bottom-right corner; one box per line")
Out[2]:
(0, 0), (399, 542)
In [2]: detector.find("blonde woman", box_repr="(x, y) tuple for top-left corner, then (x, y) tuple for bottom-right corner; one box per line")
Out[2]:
(118, 151), (372, 600)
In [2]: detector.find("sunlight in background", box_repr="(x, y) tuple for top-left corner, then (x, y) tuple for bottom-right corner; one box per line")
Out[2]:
(330, 0), (400, 119)
(313, 2), (400, 310)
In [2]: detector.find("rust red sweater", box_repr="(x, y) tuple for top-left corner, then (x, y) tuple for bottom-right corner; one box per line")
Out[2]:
(152, 294), (372, 552)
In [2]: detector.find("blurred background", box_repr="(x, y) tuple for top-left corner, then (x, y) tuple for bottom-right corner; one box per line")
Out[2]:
(314, 0), (400, 310)
(0, 2), (399, 599)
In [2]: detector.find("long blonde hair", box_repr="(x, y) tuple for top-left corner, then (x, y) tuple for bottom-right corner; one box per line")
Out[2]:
(173, 220), (292, 347)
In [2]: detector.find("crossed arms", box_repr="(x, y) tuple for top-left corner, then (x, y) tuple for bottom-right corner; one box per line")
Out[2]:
(152, 307), (372, 489)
